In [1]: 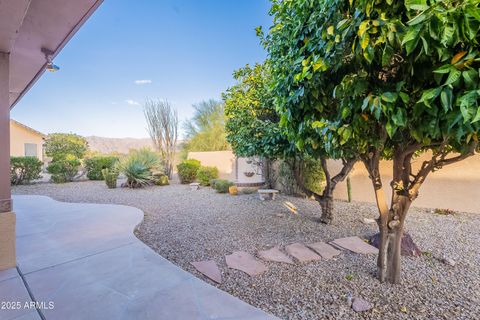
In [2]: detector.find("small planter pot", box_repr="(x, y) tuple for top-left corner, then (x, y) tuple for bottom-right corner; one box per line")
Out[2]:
(229, 185), (238, 195)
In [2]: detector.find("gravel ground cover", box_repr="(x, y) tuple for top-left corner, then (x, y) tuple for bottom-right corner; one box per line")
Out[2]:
(13, 181), (480, 319)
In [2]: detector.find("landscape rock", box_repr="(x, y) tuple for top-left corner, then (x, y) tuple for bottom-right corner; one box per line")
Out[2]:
(442, 257), (456, 266)
(369, 232), (422, 257)
(258, 246), (294, 264)
(307, 242), (341, 260)
(225, 251), (267, 276)
(191, 260), (222, 283)
(361, 217), (376, 224)
(330, 236), (378, 254)
(285, 243), (321, 263)
(352, 297), (373, 312)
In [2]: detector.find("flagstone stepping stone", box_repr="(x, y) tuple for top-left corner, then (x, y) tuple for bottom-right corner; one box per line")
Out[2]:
(191, 260), (222, 284)
(307, 242), (342, 260)
(257, 246), (294, 264)
(330, 236), (379, 254)
(285, 243), (321, 263)
(225, 251), (267, 276)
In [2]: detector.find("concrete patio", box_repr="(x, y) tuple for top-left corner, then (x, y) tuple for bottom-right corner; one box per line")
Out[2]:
(0, 195), (277, 320)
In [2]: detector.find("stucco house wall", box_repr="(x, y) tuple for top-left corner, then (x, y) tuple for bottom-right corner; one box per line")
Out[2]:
(188, 151), (236, 180)
(332, 153), (480, 213)
(187, 151), (265, 186)
(10, 120), (46, 162)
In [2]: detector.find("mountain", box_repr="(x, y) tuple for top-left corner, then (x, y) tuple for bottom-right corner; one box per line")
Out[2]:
(86, 136), (155, 154)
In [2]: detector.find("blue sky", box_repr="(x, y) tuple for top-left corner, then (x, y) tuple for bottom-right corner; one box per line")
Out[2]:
(11, 0), (271, 138)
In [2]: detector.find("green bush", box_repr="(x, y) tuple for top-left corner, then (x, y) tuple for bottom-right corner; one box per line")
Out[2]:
(47, 159), (81, 183)
(85, 156), (119, 180)
(102, 168), (119, 189)
(177, 159), (201, 184)
(210, 179), (220, 188)
(118, 149), (161, 188)
(10, 156), (43, 185)
(197, 166), (219, 186)
(213, 179), (234, 193)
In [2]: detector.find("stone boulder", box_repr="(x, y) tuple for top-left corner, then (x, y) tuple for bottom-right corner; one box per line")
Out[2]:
(369, 232), (422, 257)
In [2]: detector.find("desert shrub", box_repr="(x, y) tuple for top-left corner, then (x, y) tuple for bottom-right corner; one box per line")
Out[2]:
(303, 158), (326, 195)
(213, 179), (234, 193)
(85, 156), (119, 180)
(153, 172), (169, 186)
(47, 158), (81, 183)
(177, 159), (201, 184)
(118, 149), (161, 188)
(197, 166), (219, 186)
(10, 156), (43, 185)
(102, 168), (119, 189)
(210, 179), (220, 188)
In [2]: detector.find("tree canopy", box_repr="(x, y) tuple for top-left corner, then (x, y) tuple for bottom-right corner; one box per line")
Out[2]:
(182, 99), (230, 155)
(265, 0), (480, 161)
(264, 0), (480, 282)
(44, 133), (89, 162)
(223, 63), (290, 159)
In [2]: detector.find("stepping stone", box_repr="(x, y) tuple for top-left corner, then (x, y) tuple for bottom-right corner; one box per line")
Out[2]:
(307, 242), (342, 260)
(225, 251), (267, 276)
(191, 260), (222, 284)
(330, 236), (378, 254)
(285, 243), (321, 263)
(352, 297), (373, 312)
(257, 246), (294, 265)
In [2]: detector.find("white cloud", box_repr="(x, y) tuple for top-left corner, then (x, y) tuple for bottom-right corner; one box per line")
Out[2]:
(125, 99), (141, 106)
(134, 79), (152, 85)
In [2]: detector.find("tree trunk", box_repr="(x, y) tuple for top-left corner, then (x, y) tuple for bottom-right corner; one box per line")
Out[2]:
(377, 218), (405, 283)
(318, 196), (334, 224)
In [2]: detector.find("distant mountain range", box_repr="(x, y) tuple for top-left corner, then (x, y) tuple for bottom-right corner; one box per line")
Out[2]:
(86, 136), (155, 154)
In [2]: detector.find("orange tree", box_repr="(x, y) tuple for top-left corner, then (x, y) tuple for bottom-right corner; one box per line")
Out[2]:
(224, 62), (357, 223)
(265, 0), (480, 283)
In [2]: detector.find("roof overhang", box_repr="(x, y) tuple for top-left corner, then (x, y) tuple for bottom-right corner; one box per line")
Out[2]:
(0, 0), (103, 109)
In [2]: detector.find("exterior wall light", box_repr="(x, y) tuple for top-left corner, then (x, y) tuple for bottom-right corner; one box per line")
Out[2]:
(41, 48), (60, 72)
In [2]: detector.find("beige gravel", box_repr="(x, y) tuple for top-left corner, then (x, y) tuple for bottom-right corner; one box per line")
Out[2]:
(13, 181), (480, 320)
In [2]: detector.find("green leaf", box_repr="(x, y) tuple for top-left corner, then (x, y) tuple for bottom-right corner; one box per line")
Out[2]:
(381, 92), (397, 103)
(327, 26), (334, 36)
(386, 121), (397, 138)
(392, 108), (406, 126)
(440, 88), (452, 112)
(463, 69), (478, 88)
(401, 27), (419, 45)
(399, 92), (410, 104)
(445, 68), (461, 86)
(418, 87), (441, 107)
(358, 21), (369, 37)
(441, 25), (455, 45)
(472, 107), (480, 123)
(363, 45), (374, 63)
(407, 12), (427, 26)
(433, 65), (452, 74)
(360, 33), (370, 50)
(339, 126), (352, 145)
(405, 0), (428, 11)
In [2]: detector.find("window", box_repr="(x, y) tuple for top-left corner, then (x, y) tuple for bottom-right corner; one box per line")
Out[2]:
(24, 143), (38, 157)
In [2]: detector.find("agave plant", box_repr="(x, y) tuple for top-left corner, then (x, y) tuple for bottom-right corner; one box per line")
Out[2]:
(118, 148), (162, 188)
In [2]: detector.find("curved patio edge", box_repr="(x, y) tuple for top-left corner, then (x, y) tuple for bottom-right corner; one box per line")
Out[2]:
(0, 195), (278, 320)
